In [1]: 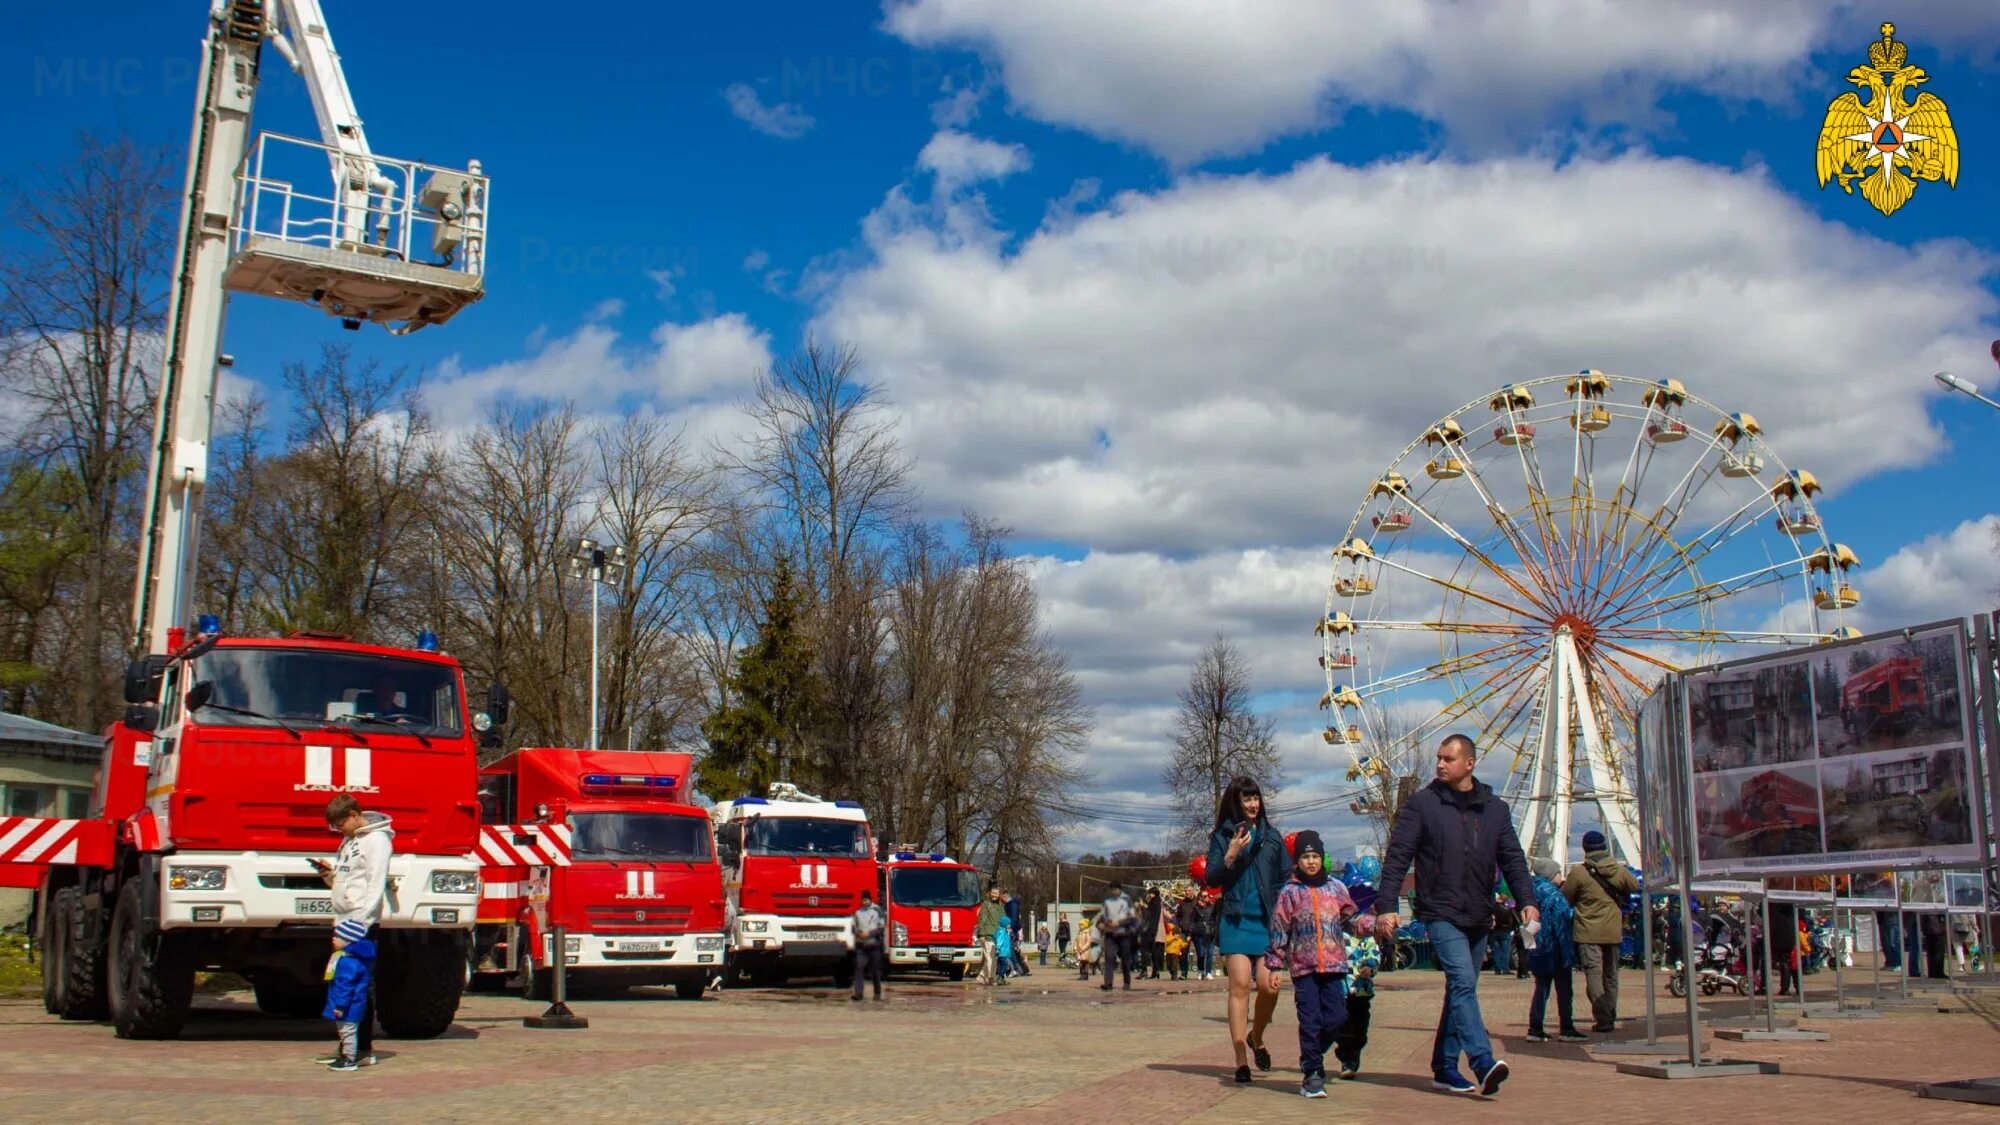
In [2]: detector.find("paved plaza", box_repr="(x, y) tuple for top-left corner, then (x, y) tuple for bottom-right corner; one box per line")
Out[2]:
(4, 960), (1998, 1122)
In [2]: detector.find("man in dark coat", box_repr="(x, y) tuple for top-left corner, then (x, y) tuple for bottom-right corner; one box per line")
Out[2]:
(1375, 734), (1537, 1099)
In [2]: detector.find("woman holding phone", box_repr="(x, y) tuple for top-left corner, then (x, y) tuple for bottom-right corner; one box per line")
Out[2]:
(1203, 775), (1288, 1084)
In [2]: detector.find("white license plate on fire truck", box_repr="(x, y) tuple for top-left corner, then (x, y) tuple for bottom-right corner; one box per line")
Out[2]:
(620, 941), (661, 952)
(928, 946), (958, 957)
(294, 898), (334, 915)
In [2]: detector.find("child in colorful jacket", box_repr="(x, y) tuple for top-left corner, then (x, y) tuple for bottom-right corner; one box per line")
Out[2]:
(1332, 928), (1381, 1078)
(1263, 830), (1375, 1097)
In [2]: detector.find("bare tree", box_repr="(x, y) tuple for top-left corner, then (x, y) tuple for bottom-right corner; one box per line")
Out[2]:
(1164, 635), (1283, 846)
(0, 133), (171, 728)
(1350, 701), (1425, 857)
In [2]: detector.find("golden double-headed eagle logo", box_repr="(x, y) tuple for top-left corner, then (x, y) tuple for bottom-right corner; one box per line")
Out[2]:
(1817, 23), (1958, 216)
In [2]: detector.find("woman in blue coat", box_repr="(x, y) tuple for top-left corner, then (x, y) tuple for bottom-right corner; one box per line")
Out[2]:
(1203, 775), (1289, 1084)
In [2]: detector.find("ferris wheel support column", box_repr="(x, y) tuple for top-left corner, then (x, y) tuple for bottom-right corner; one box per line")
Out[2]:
(1520, 640), (1572, 863)
(1561, 635), (1644, 866)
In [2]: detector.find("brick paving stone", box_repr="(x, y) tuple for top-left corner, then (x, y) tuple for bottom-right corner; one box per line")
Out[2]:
(4, 965), (1997, 1122)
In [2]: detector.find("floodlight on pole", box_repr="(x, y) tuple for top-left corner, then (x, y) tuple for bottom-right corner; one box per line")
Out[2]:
(569, 537), (625, 750)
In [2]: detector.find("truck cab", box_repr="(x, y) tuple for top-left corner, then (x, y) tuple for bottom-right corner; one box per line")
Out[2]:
(32, 627), (484, 1039)
(880, 851), (982, 980)
(712, 784), (876, 986)
(474, 748), (725, 999)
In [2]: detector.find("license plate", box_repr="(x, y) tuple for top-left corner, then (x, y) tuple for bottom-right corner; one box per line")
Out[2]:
(620, 941), (660, 952)
(295, 898), (333, 915)
(928, 946), (959, 958)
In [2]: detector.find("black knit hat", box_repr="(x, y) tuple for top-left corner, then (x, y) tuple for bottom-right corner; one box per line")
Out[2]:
(1293, 829), (1325, 858)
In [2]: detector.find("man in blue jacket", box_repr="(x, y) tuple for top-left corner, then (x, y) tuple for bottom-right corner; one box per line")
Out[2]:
(1374, 734), (1538, 1099)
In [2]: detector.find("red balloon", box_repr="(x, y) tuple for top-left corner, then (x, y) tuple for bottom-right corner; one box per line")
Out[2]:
(1187, 855), (1208, 884)
(1285, 831), (1299, 857)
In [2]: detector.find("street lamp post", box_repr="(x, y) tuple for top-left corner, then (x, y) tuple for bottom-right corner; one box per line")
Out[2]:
(1935, 371), (2000, 413)
(569, 537), (626, 750)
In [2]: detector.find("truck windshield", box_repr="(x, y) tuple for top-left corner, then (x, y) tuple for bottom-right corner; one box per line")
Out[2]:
(746, 817), (870, 857)
(890, 867), (981, 907)
(571, 813), (713, 862)
(189, 649), (462, 735)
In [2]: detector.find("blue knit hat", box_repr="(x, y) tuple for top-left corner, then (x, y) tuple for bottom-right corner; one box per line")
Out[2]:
(334, 918), (369, 943)
(1581, 830), (1607, 852)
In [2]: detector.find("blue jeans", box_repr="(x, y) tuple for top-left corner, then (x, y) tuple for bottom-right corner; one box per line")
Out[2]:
(1294, 972), (1349, 1077)
(1192, 935), (1214, 976)
(1427, 919), (1494, 1076)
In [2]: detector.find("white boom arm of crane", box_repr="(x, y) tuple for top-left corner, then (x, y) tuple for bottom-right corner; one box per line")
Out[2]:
(131, 0), (486, 655)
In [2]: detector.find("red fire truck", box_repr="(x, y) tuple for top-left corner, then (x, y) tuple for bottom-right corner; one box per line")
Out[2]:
(9, 628), (488, 1039)
(879, 850), (982, 979)
(1840, 656), (1928, 737)
(472, 748), (725, 999)
(712, 784), (877, 986)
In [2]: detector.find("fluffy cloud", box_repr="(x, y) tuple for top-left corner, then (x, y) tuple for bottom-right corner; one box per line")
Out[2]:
(917, 129), (1030, 193)
(422, 312), (774, 429)
(1850, 515), (2000, 629)
(724, 82), (817, 139)
(818, 153), (1996, 556)
(883, 0), (2000, 163)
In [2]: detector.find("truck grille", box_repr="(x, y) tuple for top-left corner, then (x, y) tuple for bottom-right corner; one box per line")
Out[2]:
(586, 905), (692, 933)
(771, 892), (855, 915)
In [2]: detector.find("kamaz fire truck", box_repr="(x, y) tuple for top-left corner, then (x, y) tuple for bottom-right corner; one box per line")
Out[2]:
(879, 850), (982, 980)
(0, 0), (489, 1039)
(1840, 656), (1929, 737)
(473, 749), (726, 999)
(711, 784), (877, 986)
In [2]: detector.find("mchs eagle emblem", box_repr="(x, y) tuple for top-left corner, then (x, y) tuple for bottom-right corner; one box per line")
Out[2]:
(1817, 23), (1958, 217)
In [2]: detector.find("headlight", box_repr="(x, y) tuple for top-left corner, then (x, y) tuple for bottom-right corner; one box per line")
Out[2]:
(168, 866), (227, 891)
(893, 922), (909, 946)
(743, 920), (768, 934)
(696, 936), (725, 952)
(430, 870), (480, 894)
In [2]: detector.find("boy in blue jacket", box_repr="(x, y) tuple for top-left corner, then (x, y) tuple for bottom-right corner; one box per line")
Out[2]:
(323, 918), (377, 1072)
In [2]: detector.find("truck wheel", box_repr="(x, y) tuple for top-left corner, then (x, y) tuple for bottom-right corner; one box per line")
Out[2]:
(675, 977), (705, 1001)
(58, 886), (109, 1021)
(376, 931), (469, 1039)
(107, 878), (195, 1040)
(831, 964), (853, 989)
(947, 964), (967, 982)
(253, 974), (328, 1019)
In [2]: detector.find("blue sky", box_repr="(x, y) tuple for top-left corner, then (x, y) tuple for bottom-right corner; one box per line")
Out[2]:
(7, 2), (1999, 855)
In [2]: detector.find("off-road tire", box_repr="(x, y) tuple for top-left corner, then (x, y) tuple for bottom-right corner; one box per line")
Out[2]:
(253, 974), (328, 1019)
(947, 964), (967, 982)
(107, 878), (195, 1039)
(375, 931), (469, 1039)
(675, 977), (705, 1000)
(44, 886), (110, 1020)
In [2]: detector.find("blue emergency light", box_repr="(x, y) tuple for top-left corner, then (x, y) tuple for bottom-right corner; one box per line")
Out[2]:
(735, 796), (768, 805)
(581, 773), (680, 793)
(196, 613), (222, 636)
(416, 629), (439, 652)
(834, 800), (861, 809)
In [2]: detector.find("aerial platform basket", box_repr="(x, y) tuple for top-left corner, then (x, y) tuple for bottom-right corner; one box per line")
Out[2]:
(225, 132), (488, 334)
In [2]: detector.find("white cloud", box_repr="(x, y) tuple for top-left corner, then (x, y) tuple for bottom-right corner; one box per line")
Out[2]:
(742, 248), (771, 272)
(816, 152), (1996, 556)
(916, 129), (1030, 193)
(724, 82), (817, 139)
(422, 312), (774, 429)
(1850, 515), (2000, 630)
(584, 298), (625, 323)
(883, 0), (2000, 163)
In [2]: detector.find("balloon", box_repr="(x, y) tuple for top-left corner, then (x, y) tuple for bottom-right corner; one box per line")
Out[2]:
(1187, 855), (1208, 884)
(1285, 831), (1299, 857)
(1349, 881), (1377, 916)
(1340, 861), (1360, 884)
(1357, 855), (1382, 880)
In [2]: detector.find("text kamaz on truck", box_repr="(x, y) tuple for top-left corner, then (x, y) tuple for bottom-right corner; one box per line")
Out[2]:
(31, 628), (487, 1038)
(473, 748), (726, 999)
(712, 784), (877, 986)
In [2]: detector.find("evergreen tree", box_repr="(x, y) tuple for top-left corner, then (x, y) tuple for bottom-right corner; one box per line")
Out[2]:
(697, 559), (824, 800)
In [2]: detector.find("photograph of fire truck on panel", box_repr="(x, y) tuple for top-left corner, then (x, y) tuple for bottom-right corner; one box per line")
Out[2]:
(1686, 620), (1978, 876)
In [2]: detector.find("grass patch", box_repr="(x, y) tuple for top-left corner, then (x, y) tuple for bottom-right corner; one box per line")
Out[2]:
(0, 933), (40, 999)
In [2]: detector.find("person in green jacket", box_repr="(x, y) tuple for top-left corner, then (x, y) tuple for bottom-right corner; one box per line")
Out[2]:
(1562, 831), (1639, 1032)
(974, 884), (1008, 986)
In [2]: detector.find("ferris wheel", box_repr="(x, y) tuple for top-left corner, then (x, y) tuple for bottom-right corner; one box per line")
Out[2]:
(1318, 371), (1861, 864)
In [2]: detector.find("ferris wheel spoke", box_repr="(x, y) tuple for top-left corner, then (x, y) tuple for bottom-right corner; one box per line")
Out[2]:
(1444, 438), (1567, 602)
(1588, 636), (1682, 675)
(1395, 649), (1547, 747)
(1373, 554), (1550, 622)
(1591, 500), (1757, 617)
(1360, 619), (1544, 636)
(1598, 626), (1829, 646)
(1398, 493), (1559, 615)
(1597, 560), (1796, 631)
